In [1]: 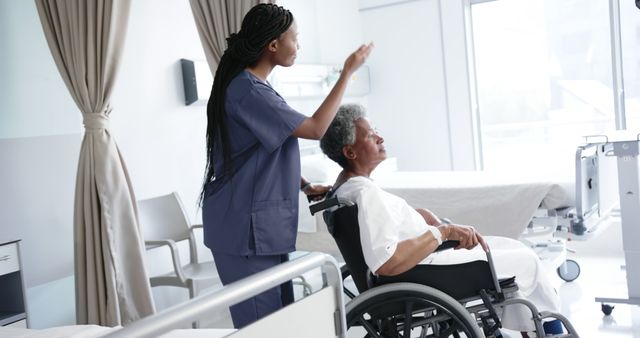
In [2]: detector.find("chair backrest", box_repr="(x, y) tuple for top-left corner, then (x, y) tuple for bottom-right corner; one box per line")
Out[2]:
(138, 192), (191, 242)
(323, 204), (373, 293)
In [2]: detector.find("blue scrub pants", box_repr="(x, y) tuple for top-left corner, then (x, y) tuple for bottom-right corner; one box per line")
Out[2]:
(213, 252), (294, 329)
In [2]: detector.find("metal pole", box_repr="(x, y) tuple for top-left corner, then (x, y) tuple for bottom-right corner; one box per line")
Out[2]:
(609, 0), (626, 130)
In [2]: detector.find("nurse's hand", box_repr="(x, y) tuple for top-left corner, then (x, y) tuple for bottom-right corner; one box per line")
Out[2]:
(303, 184), (332, 202)
(342, 42), (374, 77)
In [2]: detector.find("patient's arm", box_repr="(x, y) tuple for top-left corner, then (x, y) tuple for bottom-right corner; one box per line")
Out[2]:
(416, 207), (488, 252)
(415, 208), (442, 225)
(375, 223), (488, 276)
(376, 225), (449, 276)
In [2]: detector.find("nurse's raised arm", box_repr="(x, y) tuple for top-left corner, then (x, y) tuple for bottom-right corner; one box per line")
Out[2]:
(292, 43), (374, 140)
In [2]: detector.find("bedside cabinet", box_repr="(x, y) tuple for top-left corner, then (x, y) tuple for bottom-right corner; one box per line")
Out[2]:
(0, 240), (28, 327)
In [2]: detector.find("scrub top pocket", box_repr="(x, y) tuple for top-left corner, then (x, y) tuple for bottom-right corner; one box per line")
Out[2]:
(251, 199), (298, 254)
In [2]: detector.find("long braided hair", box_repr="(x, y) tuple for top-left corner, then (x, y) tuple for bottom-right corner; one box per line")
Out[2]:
(200, 4), (294, 205)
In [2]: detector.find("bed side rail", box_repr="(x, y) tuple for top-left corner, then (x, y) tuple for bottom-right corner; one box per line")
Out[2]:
(104, 252), (345, 338)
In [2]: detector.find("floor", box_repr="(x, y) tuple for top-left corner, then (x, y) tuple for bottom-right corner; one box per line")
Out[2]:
(551, 254), (640, 338)
(538, 217), (640, 338)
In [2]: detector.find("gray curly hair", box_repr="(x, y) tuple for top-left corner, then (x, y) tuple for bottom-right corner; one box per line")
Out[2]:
(320, 104), (367, 168)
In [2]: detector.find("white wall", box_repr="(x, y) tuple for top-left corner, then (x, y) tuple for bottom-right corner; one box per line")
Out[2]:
(280, 0), (364, 65)
(110, 0), (208, 220)
(0, 1), (81, 139)
(360, 0), (452, 170)
(0, 134), (79, 286)
(0, 0), (81, 286)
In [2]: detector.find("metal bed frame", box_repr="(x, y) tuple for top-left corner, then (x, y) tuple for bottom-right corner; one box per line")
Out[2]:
(104, 252), (346, 338)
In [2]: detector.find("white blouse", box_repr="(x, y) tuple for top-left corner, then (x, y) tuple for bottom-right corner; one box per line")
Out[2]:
(334, 176), (440, 273)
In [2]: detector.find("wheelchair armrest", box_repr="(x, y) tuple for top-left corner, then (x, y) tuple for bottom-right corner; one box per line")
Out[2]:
(309, 196), (354, 215)
(435, 240), (460, 252)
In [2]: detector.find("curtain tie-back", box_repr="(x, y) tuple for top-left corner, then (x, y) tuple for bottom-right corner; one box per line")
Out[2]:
(83, 112), (110, 130)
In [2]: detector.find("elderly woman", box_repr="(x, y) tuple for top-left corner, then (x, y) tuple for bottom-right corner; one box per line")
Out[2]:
(319, 104), (563, 336)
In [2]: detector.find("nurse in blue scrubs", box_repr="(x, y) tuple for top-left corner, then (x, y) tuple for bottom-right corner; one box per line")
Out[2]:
(200, 3), (373, 329)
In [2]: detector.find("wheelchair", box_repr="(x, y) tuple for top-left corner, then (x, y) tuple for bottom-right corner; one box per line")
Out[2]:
(309, 196), (579, 338)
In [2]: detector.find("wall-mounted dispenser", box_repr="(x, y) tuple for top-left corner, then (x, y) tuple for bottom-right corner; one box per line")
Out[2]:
(180, 59), (212, 105)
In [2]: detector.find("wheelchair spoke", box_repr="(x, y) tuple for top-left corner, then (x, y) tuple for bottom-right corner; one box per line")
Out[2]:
(346, 286), (481, 338)
(354, 315), (383, 338)
(419, 323), (428, 338)
(402, 301), (414, 338)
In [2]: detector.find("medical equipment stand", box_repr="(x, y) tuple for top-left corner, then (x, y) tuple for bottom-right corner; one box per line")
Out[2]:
(590, 135), (640, 310)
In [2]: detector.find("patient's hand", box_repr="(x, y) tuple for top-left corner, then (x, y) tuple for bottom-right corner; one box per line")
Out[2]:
(442, 224), (489, 252)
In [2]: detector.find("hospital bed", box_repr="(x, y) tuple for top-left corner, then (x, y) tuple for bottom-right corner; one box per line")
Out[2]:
(376, 145), (618, 282)
(299, 143), (619, 283)
(0, 252), (346, 338)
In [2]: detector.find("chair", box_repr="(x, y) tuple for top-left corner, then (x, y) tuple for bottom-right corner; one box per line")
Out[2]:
(310, 196), (580, 338)
(138, 192), (220, 301)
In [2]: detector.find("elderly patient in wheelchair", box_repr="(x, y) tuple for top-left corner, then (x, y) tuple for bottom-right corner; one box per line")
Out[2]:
(313, 104), (578, 338)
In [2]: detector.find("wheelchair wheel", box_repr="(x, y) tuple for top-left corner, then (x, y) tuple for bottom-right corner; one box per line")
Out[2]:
(557, 259), (580, 282)
(346, 282), (484, 338)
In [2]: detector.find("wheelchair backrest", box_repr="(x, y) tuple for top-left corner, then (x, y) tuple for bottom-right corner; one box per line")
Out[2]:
(322, 204), (374, 294)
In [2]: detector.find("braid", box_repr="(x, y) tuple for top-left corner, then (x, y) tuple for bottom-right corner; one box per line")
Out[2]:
(200, 4), (293, 205)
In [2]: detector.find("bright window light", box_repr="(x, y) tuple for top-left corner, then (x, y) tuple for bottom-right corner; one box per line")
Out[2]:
(471, 0), (616, 174)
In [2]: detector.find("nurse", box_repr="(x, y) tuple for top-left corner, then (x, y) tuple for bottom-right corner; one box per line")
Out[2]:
(200, 3), (373, 328)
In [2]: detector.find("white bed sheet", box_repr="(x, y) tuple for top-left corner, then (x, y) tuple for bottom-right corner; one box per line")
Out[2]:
(373, 171), (574, 239)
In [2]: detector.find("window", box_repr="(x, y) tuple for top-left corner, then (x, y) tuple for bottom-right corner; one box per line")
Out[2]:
(470, 0), (617, 173)
(621, 0), (640, 129)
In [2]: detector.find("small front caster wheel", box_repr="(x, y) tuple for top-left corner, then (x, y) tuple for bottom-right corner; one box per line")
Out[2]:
(601, 303), (615, 316)
(557, 259), (580, 282)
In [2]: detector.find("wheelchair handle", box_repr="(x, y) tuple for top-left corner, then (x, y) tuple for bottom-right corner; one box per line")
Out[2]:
(309, 196), (354, 215)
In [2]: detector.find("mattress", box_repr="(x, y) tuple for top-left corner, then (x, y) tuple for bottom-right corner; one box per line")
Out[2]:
(373, 171), (574, 239)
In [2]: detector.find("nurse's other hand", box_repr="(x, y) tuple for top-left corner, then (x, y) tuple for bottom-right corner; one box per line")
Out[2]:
(342, 42), (374, 77)
(304, 184), (332, 202)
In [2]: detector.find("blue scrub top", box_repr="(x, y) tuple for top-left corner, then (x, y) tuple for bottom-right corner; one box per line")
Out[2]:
(202, 70), (306, 256)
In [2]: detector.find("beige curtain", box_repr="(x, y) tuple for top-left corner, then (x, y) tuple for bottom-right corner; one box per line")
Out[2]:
(35, 0), (155, 326)
(189, 0), (275, 72)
